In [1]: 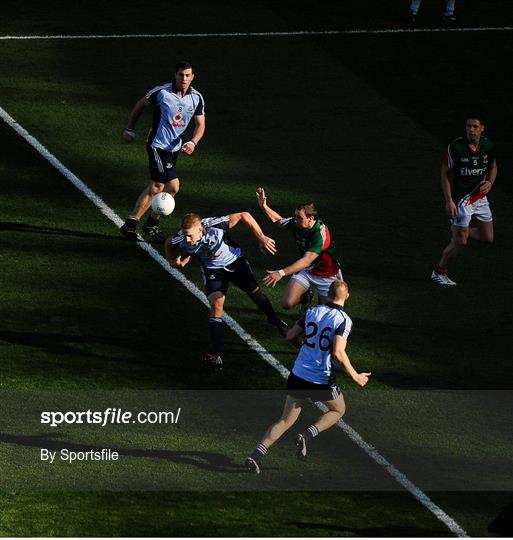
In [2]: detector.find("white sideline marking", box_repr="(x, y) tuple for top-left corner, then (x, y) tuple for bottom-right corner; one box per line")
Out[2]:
(0, 104), (467, 538)
(0, 27), (511, 40)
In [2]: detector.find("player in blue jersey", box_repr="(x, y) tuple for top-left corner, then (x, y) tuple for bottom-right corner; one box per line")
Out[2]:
(245, 280), (370, 474)
(165, 212), (288, 370)
(120, 60), (205, 243)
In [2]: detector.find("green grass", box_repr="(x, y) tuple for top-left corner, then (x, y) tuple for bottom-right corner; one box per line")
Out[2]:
(0, 0), (512, 536)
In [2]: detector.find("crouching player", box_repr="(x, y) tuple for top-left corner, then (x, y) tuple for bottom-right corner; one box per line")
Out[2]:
(165, 212), (288, 371)
(245, 280), (370, 473)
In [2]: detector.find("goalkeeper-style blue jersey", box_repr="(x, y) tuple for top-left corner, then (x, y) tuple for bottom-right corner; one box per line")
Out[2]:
(171, 216), (241, 269)
(292, 303), (352, 385)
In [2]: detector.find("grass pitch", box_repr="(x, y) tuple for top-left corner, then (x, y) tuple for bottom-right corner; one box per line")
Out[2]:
(1, 0), (512, 536)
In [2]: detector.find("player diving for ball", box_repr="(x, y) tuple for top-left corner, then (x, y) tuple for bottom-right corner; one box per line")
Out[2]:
(165, 212), (288, 371)
(256, 187), (343, 311)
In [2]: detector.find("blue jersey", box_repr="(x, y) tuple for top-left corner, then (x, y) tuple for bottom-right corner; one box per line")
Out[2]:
(292, 303), (352, 385)
(145, 83), (205, 152)
(171, 216), (242, 269)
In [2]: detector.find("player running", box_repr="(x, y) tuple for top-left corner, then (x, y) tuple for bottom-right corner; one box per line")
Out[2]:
(245, 280), (370, 474)
(256, 187), (342, 311)
(120, 60), (205, 243)
(165, 212), (288, 371)
(431, 113), (498, 285)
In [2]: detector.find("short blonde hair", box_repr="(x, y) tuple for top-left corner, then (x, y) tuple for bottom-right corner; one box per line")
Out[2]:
(181, 213), (201, 229)
(328, 280), (349, 301)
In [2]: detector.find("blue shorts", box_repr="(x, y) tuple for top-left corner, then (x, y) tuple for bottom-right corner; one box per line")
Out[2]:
(202, 256), (259, 297)
(147, 146), (179, 184)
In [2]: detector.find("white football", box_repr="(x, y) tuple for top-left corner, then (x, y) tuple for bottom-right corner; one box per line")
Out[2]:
(151, 192), (175, 216)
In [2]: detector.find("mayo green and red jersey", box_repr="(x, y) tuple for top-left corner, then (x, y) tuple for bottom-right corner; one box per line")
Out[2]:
(279, 217), (340, 277)
(443, 136), (497, 205)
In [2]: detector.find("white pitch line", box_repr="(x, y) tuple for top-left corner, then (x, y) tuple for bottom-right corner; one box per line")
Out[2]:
(0, 104), (467, 538)
(0, 27), (511, 40)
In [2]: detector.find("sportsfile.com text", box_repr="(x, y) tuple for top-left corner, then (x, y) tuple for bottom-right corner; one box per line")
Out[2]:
(40, 408), (181, 427)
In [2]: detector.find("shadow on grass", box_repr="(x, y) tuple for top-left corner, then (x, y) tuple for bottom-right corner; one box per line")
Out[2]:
(0, 221), (176, 251)
(0, 221), (122, 241)
(0, 431), (245, 473)
(0, 330), (152, 364)
(288, 521), (444, 537)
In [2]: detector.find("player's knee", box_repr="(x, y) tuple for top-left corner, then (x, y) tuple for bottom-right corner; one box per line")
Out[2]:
(281, 298), (295, 310)
(333, 406), (345, 420)
(166, 179), (180, 196)
(209, 295), (225, 315)
(482, 232), (494, 244)
(454, 235), (468, 247)
(329, 400), (345, 418)
(150, 183), (165, 196)
(247, 287), (261, 299)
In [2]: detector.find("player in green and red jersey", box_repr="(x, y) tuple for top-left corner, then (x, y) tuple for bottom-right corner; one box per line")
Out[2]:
(431, 113), (498, 286)
(256, 187), (342, 309)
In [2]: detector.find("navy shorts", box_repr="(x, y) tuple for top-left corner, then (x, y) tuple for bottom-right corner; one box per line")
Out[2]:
(286, 371), (341, 402)
(202, 256), (259, 297)
(147, 145), (179, 184)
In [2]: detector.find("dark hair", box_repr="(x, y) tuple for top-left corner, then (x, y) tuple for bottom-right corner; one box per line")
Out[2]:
(296, 202), (317, 218)
(466, 112), (485, 124)
(175, 60), (195, 73)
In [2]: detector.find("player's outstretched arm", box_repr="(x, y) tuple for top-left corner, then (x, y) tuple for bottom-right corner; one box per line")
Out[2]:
(122, 97), (151, 142)
(263, 251), (318, 287)
(164, 238), (191, 269)
(333, 335), (371, 387)
(228, 212), (277, 255)
(256, 187), (283, 224)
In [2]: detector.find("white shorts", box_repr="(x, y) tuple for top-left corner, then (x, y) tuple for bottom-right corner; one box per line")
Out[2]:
(451, 196), (493, 228)
(290, 268), (343, 298)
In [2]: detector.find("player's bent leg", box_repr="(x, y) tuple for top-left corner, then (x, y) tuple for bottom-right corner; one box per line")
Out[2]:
(316, 394), (346, 432)
(471, 220), (494, 244)
(444, 225), (470, 259)
(261, 396), (303, 449)
(165, 178), (180, 197)
(245, 396), (302, 474)
(295, 393), (345, 461)
(208, 291), (225, 318)
(120, 185), (154, 240)
(282, 279), (309, 310)
(247, 287), (288, 337)
(141, 181), (169, 243)
(137, 181), (165, 219)
(433, 226), (469, 285)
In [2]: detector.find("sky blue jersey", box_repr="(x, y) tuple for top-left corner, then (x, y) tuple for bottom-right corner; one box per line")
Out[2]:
(171, 216), (242, 269)
(292, 303), (352, 385)
(146, 83), (205, 152)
